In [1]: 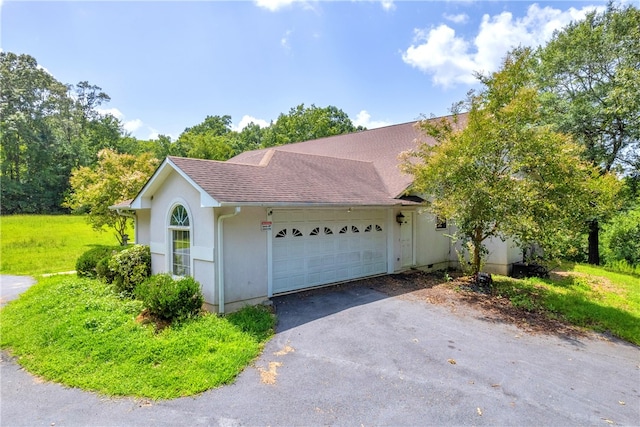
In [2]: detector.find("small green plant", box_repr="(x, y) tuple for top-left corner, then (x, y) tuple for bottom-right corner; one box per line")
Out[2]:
(0, 275), (275, 399)
(135, 274), (204, 322)
(76, 245), (126, 278)
(108, 244), (151, 295)
(227, 304), (275, 342)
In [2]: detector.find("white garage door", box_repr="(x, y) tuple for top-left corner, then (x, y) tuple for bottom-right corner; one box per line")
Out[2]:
(272, 209), (388, 294)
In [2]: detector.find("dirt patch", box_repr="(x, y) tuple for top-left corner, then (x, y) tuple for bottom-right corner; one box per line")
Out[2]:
(135, 309), (171, 332)
(356, 270), (588, 339)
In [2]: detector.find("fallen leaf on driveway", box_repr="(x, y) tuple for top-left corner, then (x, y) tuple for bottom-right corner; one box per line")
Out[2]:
(477, 407), (482, 416)
(448, 359), (456, 365)
(259, 361), (282, 385)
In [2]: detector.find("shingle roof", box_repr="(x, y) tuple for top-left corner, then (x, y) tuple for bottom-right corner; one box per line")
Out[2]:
(129, 115), (465, 208)
(168, 150), (401, 206)
(229, 120), (425, 197)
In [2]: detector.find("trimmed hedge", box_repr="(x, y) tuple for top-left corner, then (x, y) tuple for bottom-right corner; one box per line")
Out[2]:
(135, 274), (204, 322)
(108, 245), (151, 296)
(76, 246), (127, 279)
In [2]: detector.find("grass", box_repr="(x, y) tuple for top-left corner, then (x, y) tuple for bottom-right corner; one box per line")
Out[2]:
(0, 214), (127, 275)
(492, 263), (640, 345)
(0, 275), (275, 399)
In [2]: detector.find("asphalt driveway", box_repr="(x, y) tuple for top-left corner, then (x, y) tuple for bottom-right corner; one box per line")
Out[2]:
(1, 277), (639, 426)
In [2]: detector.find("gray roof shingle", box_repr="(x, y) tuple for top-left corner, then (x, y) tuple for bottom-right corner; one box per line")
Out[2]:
(134, 116), (465, 208)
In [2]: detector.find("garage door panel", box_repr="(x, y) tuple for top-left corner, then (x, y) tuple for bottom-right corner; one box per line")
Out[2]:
(272, 209), (387, 294)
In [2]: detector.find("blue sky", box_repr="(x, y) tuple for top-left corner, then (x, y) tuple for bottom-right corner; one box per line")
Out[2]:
(1, 0), (612, 140)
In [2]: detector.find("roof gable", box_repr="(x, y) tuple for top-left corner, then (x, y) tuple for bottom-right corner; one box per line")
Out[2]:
(168, 150), (399, 206)
(229, 121), (423, 196)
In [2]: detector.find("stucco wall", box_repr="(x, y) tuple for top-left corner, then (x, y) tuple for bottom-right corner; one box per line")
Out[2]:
(415, 211), (452, 270)
(145, 171), (217, 305)
(219, 206), (269, 306)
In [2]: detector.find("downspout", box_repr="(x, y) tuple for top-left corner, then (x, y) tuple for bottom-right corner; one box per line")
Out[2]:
(216, 207), (241, 314)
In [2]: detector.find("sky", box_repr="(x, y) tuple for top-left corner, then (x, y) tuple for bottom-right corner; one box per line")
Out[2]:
(0, 0), (616, 141)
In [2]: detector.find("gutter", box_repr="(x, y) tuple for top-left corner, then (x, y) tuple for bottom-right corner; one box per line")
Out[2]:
(216, 207), (241, 314)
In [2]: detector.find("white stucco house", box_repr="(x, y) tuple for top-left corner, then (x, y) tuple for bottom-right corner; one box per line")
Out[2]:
(118, 117), (521, 313)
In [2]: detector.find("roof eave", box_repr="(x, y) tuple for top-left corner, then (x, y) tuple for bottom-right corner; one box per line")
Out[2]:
(130, 157), (222, 210)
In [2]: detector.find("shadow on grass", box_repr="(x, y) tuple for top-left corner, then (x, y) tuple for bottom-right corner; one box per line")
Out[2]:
(489, 274), (640, 347)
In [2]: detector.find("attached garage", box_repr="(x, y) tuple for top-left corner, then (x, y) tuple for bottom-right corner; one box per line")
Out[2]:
(271, 209), (388, 294)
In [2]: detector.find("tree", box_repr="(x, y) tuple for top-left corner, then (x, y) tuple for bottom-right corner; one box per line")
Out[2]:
(536, 4), (640, 264)
(64, 149), (159, 245)
(262, 104), (362, 147)
(402, 48), (620, 275)
(0, 52), (70, 213)
(1, 52), (127, 214)
(174, 115), (234, 160)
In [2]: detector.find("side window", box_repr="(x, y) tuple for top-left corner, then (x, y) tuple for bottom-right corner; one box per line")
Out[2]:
(169, 205), (190, 276)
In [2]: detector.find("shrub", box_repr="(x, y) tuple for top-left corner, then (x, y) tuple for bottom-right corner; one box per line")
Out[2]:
(108, 245), (151, 295)
(135, 274), (204, 322)
(76, 246), (126, 279)
(601, 205), (640, 267)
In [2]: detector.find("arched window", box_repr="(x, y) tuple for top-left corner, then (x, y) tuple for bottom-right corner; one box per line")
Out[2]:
(169, 204), (190, 276)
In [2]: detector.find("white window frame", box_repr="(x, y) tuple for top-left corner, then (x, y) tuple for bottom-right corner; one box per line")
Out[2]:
(167, 201), (193, 277)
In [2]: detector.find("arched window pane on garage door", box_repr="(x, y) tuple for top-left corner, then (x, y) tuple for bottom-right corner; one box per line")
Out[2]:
(169, 205), (190, 276)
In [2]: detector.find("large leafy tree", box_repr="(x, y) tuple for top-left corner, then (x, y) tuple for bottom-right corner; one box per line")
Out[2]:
(536, 4), (640, 264)
(174, 115), (234, 160)
(1, 52), (126, 214)
(403, 48), (620, 275)
(64, 149), (159, 245)
(0, 52), (71, 213)
(262, 104), (363, 147)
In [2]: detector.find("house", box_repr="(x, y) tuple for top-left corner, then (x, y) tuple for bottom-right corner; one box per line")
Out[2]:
(121, 117), (521, 313)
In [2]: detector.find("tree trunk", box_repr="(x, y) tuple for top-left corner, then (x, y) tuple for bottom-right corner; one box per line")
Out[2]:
(472, 228), (483, 274)
(588, 219), (600, 265)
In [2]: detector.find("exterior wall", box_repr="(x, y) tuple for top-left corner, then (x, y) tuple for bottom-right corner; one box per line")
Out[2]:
(135, 209), (151, 245)
(144, 171), (216, 305)
(218, 206), (270, 310)
(391, 208), (452, 273)
(447, 229), (522, 275)
(414, 211), (453, 272)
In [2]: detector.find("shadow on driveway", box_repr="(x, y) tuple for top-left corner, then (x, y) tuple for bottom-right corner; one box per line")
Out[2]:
(1, 275), (639, 426)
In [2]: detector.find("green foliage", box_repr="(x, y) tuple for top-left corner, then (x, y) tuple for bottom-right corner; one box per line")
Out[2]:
(64, 149), (158, 244)
(403, 48), (621, 275)
(0, 53), (131, 215)
(262, 104), (361, 148)
(0, 214), (124, 275)
(135, 274), (204, 322)
(76, 245), (126, 278)
(493, 264), (640, 344)
(601, 205), (640, 266)
(108, 244), (151, 295)
(0, 276), (275, 399)
(537, 4), (640, 173)
(226, 304), (276, 342)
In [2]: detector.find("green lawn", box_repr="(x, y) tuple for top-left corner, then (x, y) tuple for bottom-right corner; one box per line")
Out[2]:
(0, 215), (123, 275)
(493, 263), (640, 345)
(0, 275), (275, 399)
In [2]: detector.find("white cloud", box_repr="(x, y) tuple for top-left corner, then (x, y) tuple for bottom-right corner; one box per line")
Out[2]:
(123, 119), (143, 134)
(96, 107), (124, 120)
(281, 30), (293, 51)
(443, 13), (469, 24)
(353, 110), (391, 129)
(257, 0), (393, 12)
(402, 4), (602, 88)
(233, 115), (270, 132)
(96, 107), (158, 139)
(255, 0), (297, 12)
(379, 0), (395, 12)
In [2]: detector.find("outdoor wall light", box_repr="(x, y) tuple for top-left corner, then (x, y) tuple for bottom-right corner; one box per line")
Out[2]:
(396, 212), (405, 224)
